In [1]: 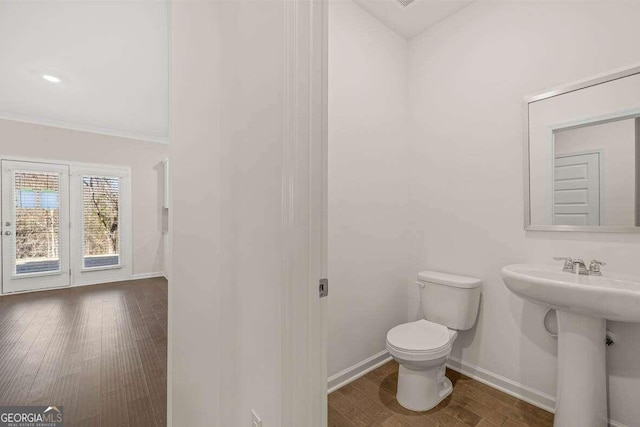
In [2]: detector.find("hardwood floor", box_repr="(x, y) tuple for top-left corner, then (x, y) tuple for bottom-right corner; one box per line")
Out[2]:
(329, 361), (554, 426)
(0, 277), (167, 426)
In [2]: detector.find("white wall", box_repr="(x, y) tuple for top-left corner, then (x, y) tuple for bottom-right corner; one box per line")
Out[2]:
(171, 2), (321, 425)
(170, 2), (222, 425)
(217, 2), (287, 424)
(328, 1), (410, 377)
(0, 118), (167, 275)
(408, 2), (640, 424)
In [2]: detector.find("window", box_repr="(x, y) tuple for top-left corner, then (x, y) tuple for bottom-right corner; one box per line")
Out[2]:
(82, 176), (120, 269)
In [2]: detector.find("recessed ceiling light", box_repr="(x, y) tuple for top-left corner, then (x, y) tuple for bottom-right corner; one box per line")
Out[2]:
(396, 0), (416, 7)
(42, 74), (61, 83)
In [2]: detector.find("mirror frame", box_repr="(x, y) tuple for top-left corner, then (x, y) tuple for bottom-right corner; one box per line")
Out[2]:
(523, 64), (640, 232)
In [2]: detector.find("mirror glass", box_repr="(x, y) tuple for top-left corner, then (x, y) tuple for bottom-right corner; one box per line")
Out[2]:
(527, 71), (640, 230)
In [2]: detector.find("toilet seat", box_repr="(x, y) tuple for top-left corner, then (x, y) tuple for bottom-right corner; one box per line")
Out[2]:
(386, 319), (455, 361)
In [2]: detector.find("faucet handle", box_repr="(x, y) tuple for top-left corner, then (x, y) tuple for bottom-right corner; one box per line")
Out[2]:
(589, 260), (606, 275)
(554, 257), (574, 271)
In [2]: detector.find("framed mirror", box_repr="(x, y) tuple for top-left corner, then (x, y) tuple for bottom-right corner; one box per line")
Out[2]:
(524, 66), (640, 232)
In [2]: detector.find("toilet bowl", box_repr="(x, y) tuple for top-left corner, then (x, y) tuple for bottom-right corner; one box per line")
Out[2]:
(386, 271), (481, 412)
(386, 319), (458, 411)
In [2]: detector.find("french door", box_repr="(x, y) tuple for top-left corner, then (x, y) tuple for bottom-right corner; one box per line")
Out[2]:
(2, 160), (70, 293)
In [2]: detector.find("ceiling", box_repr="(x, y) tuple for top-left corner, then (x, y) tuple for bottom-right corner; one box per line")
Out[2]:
(352, 0), (473, 39)
(0, 0), (464, 143)
(0, 1), (169, 143)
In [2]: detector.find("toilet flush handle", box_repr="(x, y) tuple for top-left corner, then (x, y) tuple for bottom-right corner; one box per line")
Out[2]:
(415, 281), (425, 289)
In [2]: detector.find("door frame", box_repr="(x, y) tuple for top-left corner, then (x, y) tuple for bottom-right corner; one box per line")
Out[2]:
(552, 148), (605, 226)
(166, 0), (327, 424)
(1, 160), (71, 293)
(281, 0), (328, 425)
(69, 163), (133, 287)
(0, 155), (133, 294)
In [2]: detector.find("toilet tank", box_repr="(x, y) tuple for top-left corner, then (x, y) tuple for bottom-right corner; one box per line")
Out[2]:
(418, 270), (482, 331)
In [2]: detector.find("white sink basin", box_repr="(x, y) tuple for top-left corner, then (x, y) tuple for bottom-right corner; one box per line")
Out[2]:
(501, 263), (640, 427)
(502, 263), (640, 322)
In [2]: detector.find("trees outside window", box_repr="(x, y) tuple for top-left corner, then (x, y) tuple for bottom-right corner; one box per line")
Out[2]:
(83, 177), (120, 265)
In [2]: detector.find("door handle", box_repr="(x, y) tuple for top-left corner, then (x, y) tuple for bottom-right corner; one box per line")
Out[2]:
(4, 231), (11, 236)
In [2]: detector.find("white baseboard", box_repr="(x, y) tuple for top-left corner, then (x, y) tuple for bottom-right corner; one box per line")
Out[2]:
(446, 355), (626, 427)
(446, 355), (556, 412)
(2, 272), (167, 295)
(327, 350), (392, 394)
(131, 271), (166, 280)
(73, 271), (165, 287)
(328, 351), (626, 427)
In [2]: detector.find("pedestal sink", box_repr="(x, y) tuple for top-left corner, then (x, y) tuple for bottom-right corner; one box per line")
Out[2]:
(502, 264), (640, 427)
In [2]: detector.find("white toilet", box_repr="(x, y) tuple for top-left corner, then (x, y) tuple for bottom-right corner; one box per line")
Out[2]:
(386, 270), (481, 412)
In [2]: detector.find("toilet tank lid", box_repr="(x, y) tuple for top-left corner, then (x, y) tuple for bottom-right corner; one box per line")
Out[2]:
(417, 271), (482, 289)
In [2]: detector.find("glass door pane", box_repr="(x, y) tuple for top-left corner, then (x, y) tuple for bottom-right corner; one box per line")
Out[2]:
(82, 176), (120, 269)
(14, 171), (61, 275)
(2, 160), (70, 293)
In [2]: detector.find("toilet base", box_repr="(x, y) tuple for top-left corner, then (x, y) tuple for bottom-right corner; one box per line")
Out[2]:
(396, 363), (452, 412)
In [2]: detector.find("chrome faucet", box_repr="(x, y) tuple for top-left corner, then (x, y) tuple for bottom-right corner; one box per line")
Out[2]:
(554, 257), (605, 275)
(572, 259), (588, 275)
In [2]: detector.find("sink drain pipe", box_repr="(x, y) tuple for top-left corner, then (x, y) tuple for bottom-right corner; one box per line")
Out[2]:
(543, 309), (617, 346)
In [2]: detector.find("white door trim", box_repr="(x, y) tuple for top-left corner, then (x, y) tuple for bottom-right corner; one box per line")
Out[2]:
(551, 148), (605, 226)
(281, 1), (328, 425)
(69, 164), (132, 286)
(1, 160), (71, 293)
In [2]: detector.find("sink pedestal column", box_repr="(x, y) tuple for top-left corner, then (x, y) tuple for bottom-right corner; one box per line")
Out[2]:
(555, 311), (607, 427)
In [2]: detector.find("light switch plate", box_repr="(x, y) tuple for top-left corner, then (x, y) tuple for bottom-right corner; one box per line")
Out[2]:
(251, 409), (262, 427)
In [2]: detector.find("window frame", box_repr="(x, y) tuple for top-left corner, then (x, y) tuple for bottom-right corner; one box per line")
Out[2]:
(70, 164), (132, 286)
